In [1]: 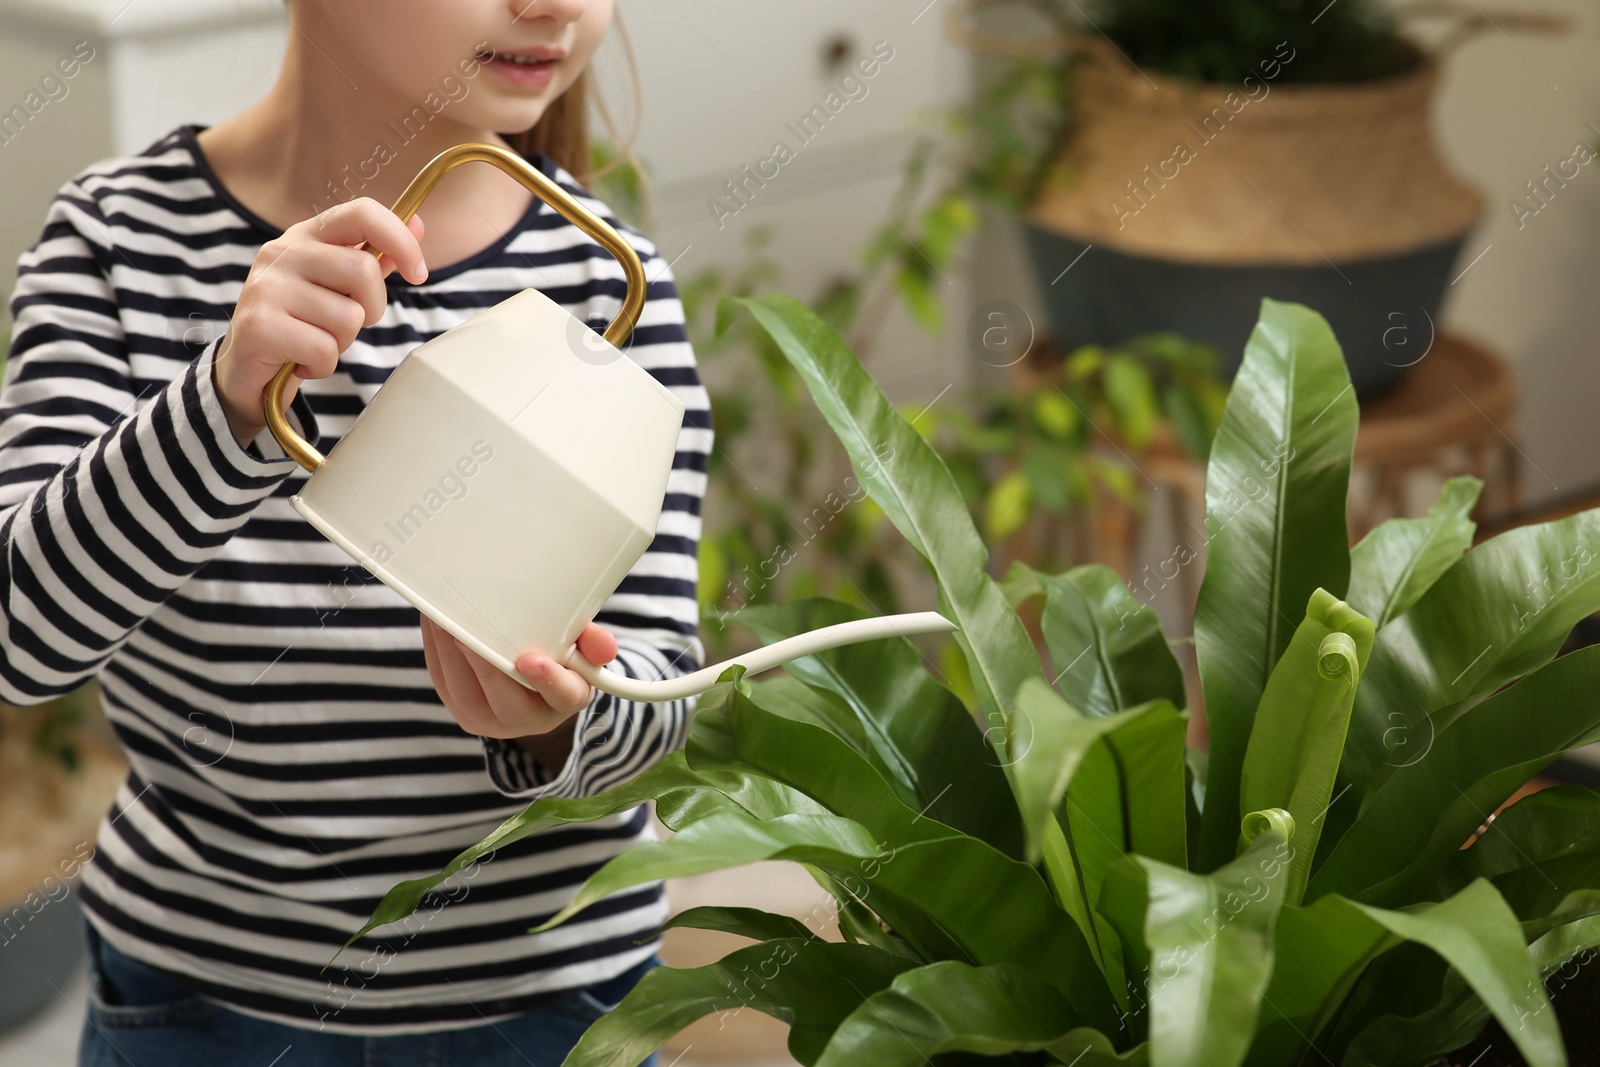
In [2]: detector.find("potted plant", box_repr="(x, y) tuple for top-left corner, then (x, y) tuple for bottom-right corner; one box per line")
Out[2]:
(350, 297), (1600, 1065)
(948, 0), (1562, 396)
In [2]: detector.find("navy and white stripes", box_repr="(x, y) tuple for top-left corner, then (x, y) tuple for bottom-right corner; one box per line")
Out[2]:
(0, 124), (711, 1033)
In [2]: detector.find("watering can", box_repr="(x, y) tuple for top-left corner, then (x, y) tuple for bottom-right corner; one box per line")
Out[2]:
(264, 143), (956, 702)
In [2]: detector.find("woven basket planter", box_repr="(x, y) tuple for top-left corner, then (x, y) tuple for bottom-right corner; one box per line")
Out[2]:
(1031, 36), (1482, 263)
(1019, 32), (1482, 395)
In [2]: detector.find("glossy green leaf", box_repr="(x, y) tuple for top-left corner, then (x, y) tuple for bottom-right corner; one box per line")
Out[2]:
(1065, 703), (1191, 871)
(852, 834), (1119, 1034)
(1067, 718), (1192, 1005)
(1009, 677), (1182, 864)
(1239, 589), (1373, 904)
(1327, 880), (1568, 1067)
(819, 873), (923, 962)
(1520, 889), (1600, 942)
(1445, 788), (1600, 936)
(1131, 830), (1293, 1067)
(521, 765), (1113, 1031)
(727, 294), (1042, 753)
(340, 749), (715, 961)
(1000, 558), (1045, 611)
(1489, 849), (1600, 929)
(561, 939), (918, 1067)
(1006, 679), (1178, 993)
(686, 672), (958, 852)
(661, 906), (823, 944)
(1251, 877), (1569, 1067)
(1312, 645), (1600, 906)
(1194, 299), (1359, 871)
(1448, 784), (1600, 886)
(726, 597), (1022, 855)
(1341, 903), (1600, 1067)
(1036, 815), (1112, 980)
(531, 809), (891, 934)
(1346, 476), (1481, 630)
(1020, 562), (1187, 719)
(1245, 891), (1395, 1066)
(813, 961), (1117, 1066)
(656, 678), (836, 827)
(653, 766), (829, 830)
(1343, 507), (1600, 798)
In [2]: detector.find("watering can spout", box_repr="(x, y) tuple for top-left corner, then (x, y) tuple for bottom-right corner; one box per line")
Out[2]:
(558, 611), (959, 702)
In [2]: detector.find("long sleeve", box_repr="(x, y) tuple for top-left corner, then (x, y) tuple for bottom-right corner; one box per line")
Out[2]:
(58, 126), (711, 1030)
(0, 181), (319, 704)
(480, 241), (712, 801)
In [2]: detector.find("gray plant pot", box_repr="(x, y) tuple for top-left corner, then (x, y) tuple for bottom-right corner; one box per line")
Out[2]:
(0, 885), (86, 1033)
(1024, 224), (1470, 398)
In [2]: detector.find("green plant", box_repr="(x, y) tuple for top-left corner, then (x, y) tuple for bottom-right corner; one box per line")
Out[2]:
(677, 224), (914, 640)
(0, 693), (89, 773)
(1011, 0), (1413, 84)
(918, 332), (1225, 556)
(682, 225), (1225, 646)
(350, 297), (1600, 1065)
(642, 192), (1223, 657)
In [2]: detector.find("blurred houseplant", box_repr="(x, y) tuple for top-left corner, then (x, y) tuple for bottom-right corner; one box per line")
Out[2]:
(979, 0), (1564, 395)
(677, 225), (1223, 646)
(355, 297), (1600, 1065)
(593, 84), (1226, 663)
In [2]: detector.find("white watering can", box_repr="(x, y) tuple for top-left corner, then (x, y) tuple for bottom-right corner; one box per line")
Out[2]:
(264, 143), (956, 702)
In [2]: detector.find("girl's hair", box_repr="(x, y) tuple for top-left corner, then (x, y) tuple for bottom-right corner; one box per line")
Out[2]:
(504, 9), (648, 215)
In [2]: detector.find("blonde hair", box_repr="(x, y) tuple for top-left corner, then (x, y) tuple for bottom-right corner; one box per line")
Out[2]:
(504, 8), (646, 205)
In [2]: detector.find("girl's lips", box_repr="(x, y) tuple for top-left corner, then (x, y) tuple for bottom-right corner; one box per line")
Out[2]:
(482, 55), (558, 88)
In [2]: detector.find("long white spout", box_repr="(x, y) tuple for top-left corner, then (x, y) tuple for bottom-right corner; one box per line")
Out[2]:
(557, 611), (959, 702)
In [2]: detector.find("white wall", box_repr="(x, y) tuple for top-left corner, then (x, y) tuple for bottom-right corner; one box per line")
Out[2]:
(1417, 0), (1600, 507)
(0, 2), (287, 319)
(602, 0), (972, 405)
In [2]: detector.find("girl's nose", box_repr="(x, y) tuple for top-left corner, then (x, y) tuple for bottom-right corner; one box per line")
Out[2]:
(510, 0), (587, 25)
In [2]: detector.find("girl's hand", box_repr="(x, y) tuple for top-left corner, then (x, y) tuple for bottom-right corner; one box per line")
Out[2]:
(420, 615), (619, 741)
(214, 198), (429, 447)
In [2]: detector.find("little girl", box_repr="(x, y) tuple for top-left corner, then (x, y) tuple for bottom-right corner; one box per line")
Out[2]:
(0, 1), (710, 1063)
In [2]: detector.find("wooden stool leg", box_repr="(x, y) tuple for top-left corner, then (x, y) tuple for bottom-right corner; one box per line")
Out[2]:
(1094, 481), (1135, 580)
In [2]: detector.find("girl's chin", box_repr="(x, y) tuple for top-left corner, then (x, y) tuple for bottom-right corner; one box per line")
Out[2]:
(485, 104), (559, 136)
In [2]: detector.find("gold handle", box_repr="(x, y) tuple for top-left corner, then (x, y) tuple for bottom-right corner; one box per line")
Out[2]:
(263, 142), (648, 472)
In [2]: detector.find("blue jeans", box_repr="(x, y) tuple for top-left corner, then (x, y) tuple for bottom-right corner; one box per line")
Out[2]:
(78, 923), (660, 1067)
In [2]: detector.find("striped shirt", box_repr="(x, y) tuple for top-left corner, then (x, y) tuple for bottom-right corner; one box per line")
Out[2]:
(0, 124), (711, 1033)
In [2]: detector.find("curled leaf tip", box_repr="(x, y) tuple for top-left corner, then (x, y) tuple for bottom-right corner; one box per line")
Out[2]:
(1242, 807), (1295, 846)
(1316, 631), (1359, 680)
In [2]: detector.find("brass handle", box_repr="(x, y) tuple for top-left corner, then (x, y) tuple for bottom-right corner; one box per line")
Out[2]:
(263, 142), (648, 472)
